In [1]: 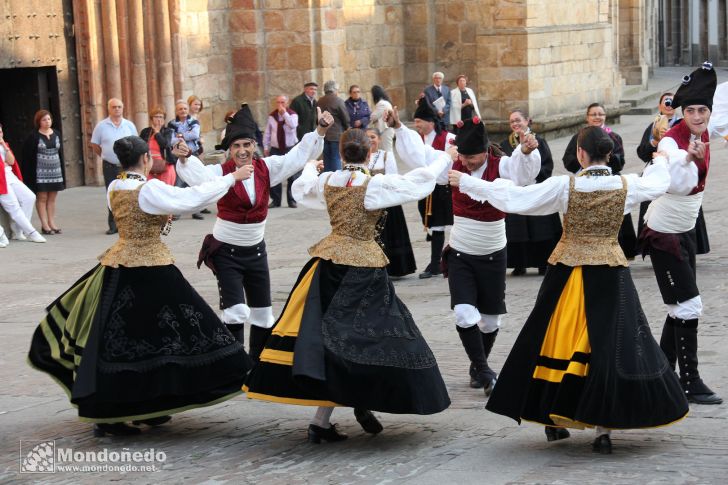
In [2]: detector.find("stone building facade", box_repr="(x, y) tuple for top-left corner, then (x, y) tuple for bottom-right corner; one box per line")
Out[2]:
(0, 0), (681, 188)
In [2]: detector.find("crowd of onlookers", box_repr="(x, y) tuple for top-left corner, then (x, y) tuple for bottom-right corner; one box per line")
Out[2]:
(2, 70), (673, 268)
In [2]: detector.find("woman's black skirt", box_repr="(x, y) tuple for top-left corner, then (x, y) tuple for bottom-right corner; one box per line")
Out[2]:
(505, 213), (562, 269)
(380, 205), (417, 277)
(244, 258), (450, 415)
(27, 264), (250, 423)
(486, 264), (688, 430)
(418, 184), (453, 228)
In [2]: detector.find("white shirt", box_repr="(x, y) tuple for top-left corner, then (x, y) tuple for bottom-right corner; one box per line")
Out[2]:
(106, 172), (235, 214)
(291, 153), (450, 211)
(176, 130), (324, 246)
(457, 161), (671, 217)
(368, 150), (398, 174)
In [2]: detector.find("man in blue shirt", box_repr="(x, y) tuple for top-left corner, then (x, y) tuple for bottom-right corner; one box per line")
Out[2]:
(90, 98), (138, 235)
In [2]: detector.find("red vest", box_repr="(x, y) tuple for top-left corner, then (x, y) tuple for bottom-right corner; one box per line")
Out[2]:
(451, 152), (505, 222)
(423, 130), (450, 151)
(217, 157), (270, 224)
(664, 120), (709, 194)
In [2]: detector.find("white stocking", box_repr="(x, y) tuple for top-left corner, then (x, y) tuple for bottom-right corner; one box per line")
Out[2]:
(310, 406), (334, 428)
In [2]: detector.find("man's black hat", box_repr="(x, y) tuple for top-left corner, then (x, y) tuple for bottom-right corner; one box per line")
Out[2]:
(216, 103), (259, 150)
(455, 116), (489, 155)
(671, 61), (717, 111)
(413, 98), (437, 122)
(304, 82), (318, 88)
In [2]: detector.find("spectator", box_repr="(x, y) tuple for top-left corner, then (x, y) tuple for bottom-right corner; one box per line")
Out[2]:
(20, 110), (65, 235)
(1, 123), (45, 244)
(345, 85), (371, 129)
(562, 103), (636, 258)
(450, 75), (480, 130)
(140, 106), (177, 186)
(264, 95), (300, 208)
(90, 98), (138, 235)
(188, 95), (211, 214)
(317, 80), (350, 172)
(423, 71), (451, 131)
(369, 85), (395, 151)
(290, 82), (318, 141)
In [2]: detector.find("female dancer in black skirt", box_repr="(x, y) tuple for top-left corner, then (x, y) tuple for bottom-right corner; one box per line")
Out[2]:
(244, 126), (451, 443)
(449, 126), (688, 454)
(562, 103), (637, 259)
(28, 136), (253, 436)
(365, 127), (416, 277)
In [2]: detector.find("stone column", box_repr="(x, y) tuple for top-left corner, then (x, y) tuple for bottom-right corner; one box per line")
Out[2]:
(100, 0), (122, 98)
(128, 0), (148, 129)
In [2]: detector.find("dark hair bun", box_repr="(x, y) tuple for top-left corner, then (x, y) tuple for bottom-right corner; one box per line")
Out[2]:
(595, 138), (613, 157)
(113, 136), (149, 169)
(339, 128), (370, 164)
(342, 141), (368, 164)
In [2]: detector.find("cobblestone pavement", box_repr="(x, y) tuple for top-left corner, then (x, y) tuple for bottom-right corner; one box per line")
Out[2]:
(1, 111), (727, 484)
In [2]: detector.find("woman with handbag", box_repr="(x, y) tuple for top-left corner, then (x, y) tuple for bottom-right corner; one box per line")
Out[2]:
(140, 106), (177, 186)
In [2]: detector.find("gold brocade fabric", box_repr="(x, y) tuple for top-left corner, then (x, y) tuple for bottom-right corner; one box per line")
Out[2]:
(308, 177), (389, 268)
(99, 185), (174, 268)
(548, 176), (628, 267)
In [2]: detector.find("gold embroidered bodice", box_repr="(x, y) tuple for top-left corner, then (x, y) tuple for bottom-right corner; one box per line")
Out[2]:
(308, 177), (389, 268)
(99, 185), (174, 268)
(548, 175), (628, 267)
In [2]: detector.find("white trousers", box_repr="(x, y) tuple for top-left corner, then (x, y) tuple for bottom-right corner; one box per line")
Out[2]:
(0, 170), (36, 235)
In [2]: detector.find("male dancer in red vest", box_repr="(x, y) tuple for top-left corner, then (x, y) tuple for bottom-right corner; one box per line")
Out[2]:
(412, 100), (456, 279)
(177, 105), (333, 360)
(640, 62), (722, 405)
(394, 111), (540, 396)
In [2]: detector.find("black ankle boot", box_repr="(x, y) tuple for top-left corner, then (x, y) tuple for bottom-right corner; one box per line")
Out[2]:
(249, 325), (272, 363)
(659, 315), (677, 370)
(132, 416), (172, 427)
(93, 423), (142, 437)
(307, 423), (348, 443)
(226, 324), (245, 346)
(354, 408), (383, 434)
(544, 426), (570, 442)
(480, 329), (499, 395)
(457, 326), (494, 395)
(675, 319), (723, 405)
(592, 434), (612, 454)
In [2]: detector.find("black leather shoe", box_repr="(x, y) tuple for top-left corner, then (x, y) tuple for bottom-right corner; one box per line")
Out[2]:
(354, 409), (383, 434)
(592, 434), (612, 454)
(192, 213), (204, 220)
(200, 208), (211, 214)
(307, 423), (348, 444)
(93, 423), (142, 437)
(105, 228), (118, 235)
(544, 426), (571, 442)
(688, 392), (723, 405)
(288, 201), (297, 208)
(269, 202), (281, 208)
(511, 267), (526, 276)
(132, 416), (172, 427)
(483, 378), (496, 397)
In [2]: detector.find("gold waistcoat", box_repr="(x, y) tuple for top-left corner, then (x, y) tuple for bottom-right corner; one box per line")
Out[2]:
(548, 175), (628, 267)
(99, 185), (174, 268)
(308, 177), (389, 268)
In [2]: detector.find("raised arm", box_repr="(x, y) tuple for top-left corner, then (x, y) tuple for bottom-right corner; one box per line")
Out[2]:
(497, 140), (541, 186)
(622, 155), (670, 212)
(138, 176), (236, 215)
(394, 124), (451, 182)
(454, 172), (568, 215)
(290, 161), (328, 210)
(175, 154), (223, 186)
(364, 151), (450, 210)
(656, 136), (699, 194)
